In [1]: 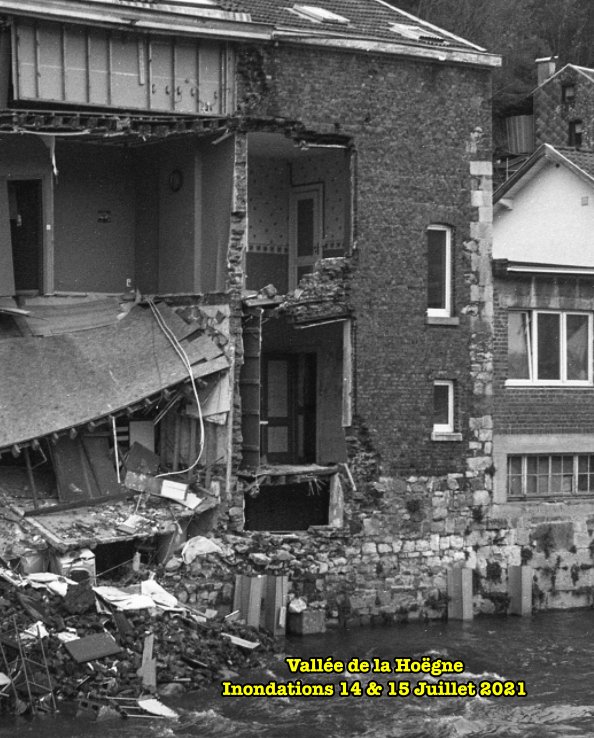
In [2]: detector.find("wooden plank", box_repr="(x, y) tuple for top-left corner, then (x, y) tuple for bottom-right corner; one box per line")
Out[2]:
(136, 633), (157, 689)
(233, 574), (264, 629)
(263, 575), (288, 637)
(82, 436), (121, 497)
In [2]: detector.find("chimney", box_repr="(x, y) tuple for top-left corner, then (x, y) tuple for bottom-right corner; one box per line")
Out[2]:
(535, 56), (558, 86)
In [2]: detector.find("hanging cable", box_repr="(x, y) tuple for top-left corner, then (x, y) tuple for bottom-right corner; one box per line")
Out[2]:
(147, 298), (206, 478)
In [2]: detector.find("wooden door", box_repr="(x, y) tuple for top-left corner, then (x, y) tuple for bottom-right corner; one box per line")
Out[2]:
(261, 354), (316, 465)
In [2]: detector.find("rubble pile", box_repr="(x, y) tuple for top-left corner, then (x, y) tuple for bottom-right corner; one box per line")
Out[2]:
(278, 257), (352, 324)
(0, 568), (276, 716)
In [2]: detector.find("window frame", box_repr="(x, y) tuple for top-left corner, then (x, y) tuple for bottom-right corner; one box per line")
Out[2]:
(426, 224), (452, 318)
(562, 83), (576, 104)
(506, 309), (593, 387)
(507, 453), (594, 499)
(432, 380), (454, 434)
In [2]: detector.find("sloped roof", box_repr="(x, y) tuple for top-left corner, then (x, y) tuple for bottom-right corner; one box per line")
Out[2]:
(230, 0), (482, 49)
(0, 305), (229, 449)
(0, 0), (500, 64)
(494, 143), (594, 204)
(559, 147), (594, 179)
(535, 63), (594, 91)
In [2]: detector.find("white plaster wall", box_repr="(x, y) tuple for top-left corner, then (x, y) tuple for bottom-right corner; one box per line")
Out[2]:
(494, 163), (594, 266)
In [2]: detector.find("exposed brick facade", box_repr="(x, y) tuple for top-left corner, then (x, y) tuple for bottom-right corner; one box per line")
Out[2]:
(237, 43), (493, 477)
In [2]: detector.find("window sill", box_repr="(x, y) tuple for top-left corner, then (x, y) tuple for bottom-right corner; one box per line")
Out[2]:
(425, 316), (460, 326)
(431, 431), (463, 442)
(505, 381), (593, 388)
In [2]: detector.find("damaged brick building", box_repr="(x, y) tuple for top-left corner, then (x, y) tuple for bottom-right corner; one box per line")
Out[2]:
(0, 0), (503, 625)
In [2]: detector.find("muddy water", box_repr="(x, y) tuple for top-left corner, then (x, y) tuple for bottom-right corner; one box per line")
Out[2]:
(3, 610), (594, 737)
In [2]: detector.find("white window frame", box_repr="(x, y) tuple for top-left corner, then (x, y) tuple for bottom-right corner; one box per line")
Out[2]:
(507, 453), (594, 499)
(432, 380), (454, 434)
(506, 309), (593, 387)
(426, 225), (452, 318)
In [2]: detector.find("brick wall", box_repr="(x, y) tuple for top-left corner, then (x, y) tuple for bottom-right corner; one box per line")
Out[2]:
(237, 42), (493, 477)
(494, 275), (594, 435)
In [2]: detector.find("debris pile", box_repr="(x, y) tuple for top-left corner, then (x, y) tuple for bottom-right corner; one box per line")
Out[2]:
(278, 257), (352, 325)
(0, 566), (275, 717)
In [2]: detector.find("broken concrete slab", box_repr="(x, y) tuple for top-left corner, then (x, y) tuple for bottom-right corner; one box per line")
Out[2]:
(64, 632), (122, 663)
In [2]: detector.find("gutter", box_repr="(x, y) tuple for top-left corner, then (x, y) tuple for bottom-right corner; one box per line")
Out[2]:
(271, 32), (501, 68)
(493, 259), (594, 278)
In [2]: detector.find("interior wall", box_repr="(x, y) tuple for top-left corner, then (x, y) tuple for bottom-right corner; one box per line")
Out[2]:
(247, 150), (349, 294)
(54, 141), (135, 292)
(157, 138), (199, 294)
(291, 151), (348, 257)
(247, 157), (289, 293)
(200, 136), (234, 293)
(133, 148), (159, 294)
(262, 317), (346, 464)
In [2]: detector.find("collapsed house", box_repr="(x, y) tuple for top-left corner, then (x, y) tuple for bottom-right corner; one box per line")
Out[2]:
(0, 0), (506, 626)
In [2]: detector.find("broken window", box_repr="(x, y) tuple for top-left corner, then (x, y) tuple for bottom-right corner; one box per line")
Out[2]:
(432, 380), (454, 434)
(508, 454), (594, 498)
(426, 225), (452, 317)
(507, 310), (591, 385)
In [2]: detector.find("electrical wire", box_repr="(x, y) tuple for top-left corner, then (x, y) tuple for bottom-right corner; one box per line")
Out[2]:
(146, 298), (205, 478)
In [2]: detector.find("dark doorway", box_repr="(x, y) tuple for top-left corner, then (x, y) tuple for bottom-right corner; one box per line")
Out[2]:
(9, 179), (43, 292)
(261, 353), (317, 464)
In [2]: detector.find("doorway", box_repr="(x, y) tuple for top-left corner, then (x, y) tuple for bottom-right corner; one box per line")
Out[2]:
(9, 179), (43, 292)
(261, 353), (317, 465)
(289, 184), (322, 289)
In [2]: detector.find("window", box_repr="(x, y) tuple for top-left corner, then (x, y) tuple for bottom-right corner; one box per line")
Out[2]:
(290, 5), (349, 24)
(507, 310), (592, 385)
(562, 84), (575, 103)
(427, 225), (452, 317)
(389, 22), (448, 45)
(569, 120), (583, 147)
(433, 380), (454, 433)
(508, 454), (594, 498)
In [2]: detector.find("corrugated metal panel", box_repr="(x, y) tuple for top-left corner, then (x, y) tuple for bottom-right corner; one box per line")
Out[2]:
(13, 18), (235, 114)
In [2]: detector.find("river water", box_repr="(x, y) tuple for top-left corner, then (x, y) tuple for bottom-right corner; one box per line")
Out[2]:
(3, 610), (594, 737)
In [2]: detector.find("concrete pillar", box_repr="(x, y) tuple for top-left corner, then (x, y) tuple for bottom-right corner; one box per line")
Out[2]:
(508, 565), (532, 616)
(447, 568), (473, 621)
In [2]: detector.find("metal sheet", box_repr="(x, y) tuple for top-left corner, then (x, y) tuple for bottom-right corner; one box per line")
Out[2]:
(14, 18), (233, 114)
